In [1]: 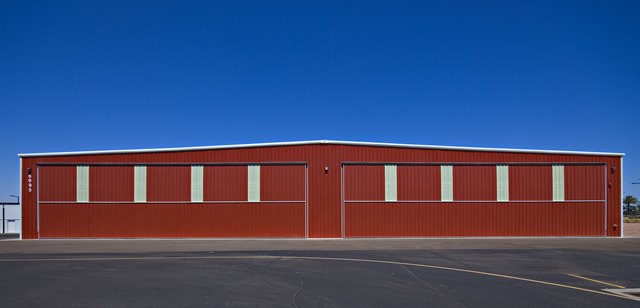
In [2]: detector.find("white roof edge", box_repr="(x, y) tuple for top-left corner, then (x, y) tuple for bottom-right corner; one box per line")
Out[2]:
(17, 140), (625, 157)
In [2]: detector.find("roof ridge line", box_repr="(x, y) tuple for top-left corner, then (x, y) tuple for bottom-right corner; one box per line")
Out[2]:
(17, 140), (625, 157)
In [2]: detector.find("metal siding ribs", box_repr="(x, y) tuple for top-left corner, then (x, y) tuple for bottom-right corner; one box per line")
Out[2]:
(397, 165), (440, 201)
(453, 165), (497, 201)
(261, 165), (306, 201)
(203, 165), (248, 202)
(90, 166), (134, 202)
(344, 165), (385, 201)
(509, 165), (553, 201)
(22, 143), (622, 239)
(344, 202), (605, 237)
(39, 202), (305, 238)
(39, 166), (76, 202)
(147, 166), (191, 202)
(565, 165), (605, 201)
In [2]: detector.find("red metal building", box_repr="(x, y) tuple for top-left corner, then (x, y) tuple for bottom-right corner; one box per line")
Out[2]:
(18, 140), (625, 239)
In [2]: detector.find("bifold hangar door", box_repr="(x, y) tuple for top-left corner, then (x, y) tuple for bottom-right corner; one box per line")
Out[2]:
(37, 164), (307, 238)
(343, 163), (606, 237)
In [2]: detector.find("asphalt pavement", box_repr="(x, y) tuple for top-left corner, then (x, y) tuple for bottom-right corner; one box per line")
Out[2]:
(1, 238), (639, 307)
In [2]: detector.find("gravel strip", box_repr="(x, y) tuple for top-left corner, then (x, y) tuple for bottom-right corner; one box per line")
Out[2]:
(624, 223), (640, 237)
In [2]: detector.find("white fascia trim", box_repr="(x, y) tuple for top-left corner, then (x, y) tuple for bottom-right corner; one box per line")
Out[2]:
(17, 140), (625, 157)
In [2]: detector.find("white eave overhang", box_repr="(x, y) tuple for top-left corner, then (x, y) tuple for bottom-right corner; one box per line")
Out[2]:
(17, 140), (625, 158)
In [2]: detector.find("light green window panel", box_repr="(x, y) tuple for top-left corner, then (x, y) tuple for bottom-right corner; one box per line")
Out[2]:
(191, 165), (204, 202)
(76, 165), (89, 202)
(248, 165), (260, 202)
(552, 165), (564, 201)
(441, 165), (453, 201)
(385, 165), (397, 202)
(496, 165), (509, 202)
(134, 166), (147, 202)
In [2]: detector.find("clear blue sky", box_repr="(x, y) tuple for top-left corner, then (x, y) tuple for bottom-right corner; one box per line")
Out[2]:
(1, 0), (639, 201)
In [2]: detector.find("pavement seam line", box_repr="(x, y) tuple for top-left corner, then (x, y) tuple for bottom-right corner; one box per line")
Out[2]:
(1, 255), (638, 302)
(567, 274), (625, 289)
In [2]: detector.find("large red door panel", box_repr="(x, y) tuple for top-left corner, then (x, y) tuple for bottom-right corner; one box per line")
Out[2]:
(203, 166), (248, 201)
(39, 166), (76, 202)
(39, 203), (305, 238)
(344, 165), (384, 201)
(453, 166), (497, 201)
(344, 202), (604, 237)
(90, 166), (134, 202)
(261, 165), (305, 201)
(565, 165), (605, 201)
(509, 165), (552, 201)
(397, 165), (440, 201)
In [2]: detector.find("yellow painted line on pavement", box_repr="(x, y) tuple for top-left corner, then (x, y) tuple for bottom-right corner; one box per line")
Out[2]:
(0, 255), (638, 302)
(568, 274), (625, 289)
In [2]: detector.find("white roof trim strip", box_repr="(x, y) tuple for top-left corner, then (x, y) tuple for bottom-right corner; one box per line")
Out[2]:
(17, 140), (625, 157)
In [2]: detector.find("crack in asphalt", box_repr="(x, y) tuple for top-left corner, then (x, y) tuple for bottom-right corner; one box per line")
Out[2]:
(261, 251), (294, 269)
(292, 277), (304, 308)
(390, 254), (470, 308)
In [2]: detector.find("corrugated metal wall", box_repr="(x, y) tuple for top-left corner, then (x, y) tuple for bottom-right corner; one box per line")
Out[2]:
(22, 144), (622, 239)
(344, 202), (604, 237)
(565, 165), (605, 201)
(39, 203), (304, 238)
(344, 165), (384, 201)
(39, 166), (76, 202)
(204, 166), (247, 201)
(453, 165), (497, 201)
(147, 166), (191, 202)
(90, 166), (134, 202)
(261, 165), (306, 201)
(509, 165), (553, 201)
(343, 163), (606, 237)
(37, 163), (306, 238)
(397, 165), (440, 201)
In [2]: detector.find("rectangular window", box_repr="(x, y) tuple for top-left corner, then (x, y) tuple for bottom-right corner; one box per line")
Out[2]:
(385, 165), (397, 201)
(191, 165), (204, 202)
(496, 165), (509, 202)
(248, 165), (260, 202)
(441, 165), (453, 201)
(76, 165), (89, 202)
(552, 165), (564, 201)
(134, 166), (147, 202)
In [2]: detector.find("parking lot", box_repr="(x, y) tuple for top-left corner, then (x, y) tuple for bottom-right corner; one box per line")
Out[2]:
(1, 238), (640, 307)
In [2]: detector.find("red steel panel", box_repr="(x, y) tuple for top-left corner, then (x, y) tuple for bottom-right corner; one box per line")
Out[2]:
(39, 165), (76, 202)
(345, 202), (605, 237)
(453, 166), (497, 201)
(397, 165), (440, 201)
(509, 165), (552, 201)
(344, 165), (384, 201)
(261, 165), (305, 201)
(22, 143), (622, 239)
(147, 166), (191, 202)
(90, 166), (134, 202)
(565, 165), (605, 201)
(39, 202), (305, 238)
(203, 166), (248, 201)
